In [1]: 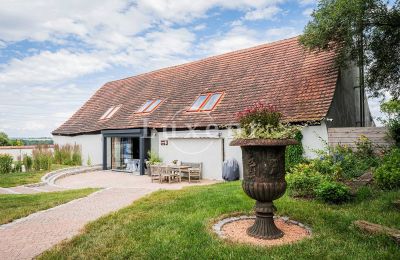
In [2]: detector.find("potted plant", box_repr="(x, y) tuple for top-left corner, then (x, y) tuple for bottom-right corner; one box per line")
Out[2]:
(230, 102), (301, 239)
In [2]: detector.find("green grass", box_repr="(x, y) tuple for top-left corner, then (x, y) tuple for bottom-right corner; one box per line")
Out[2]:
(40, 182), (400, 259)
(0, 164), (70, 187)
(0, 188), (98, 225)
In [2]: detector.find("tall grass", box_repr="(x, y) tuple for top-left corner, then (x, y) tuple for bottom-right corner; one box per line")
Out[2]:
(32, 145), (53, 171)
(53, 144), (82, 166)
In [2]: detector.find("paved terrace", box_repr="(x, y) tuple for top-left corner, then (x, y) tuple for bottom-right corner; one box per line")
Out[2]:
(0, 170), (217, 260)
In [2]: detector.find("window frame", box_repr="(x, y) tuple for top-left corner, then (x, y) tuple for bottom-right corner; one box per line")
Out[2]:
(99, 105), (122, 121)
(200, 93), (224, 112)
(135, 99), (164, 114)
(187, 92), (224, 112)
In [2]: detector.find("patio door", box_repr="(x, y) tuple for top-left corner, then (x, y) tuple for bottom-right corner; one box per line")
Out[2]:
(111, 137), (140, 171)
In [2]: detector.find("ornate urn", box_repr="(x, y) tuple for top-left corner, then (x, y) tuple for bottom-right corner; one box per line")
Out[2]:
(230, 138), (298, 239)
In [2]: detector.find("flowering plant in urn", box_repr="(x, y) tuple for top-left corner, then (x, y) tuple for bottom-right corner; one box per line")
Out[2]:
(231, 101), (300, 239)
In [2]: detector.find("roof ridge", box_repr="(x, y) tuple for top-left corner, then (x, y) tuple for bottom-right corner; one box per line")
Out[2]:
(108, 36), (300, 84)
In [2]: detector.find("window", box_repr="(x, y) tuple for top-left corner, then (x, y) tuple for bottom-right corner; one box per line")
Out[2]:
(188, 93), (223, 112)
(144, 99), (162, 112)
(136, 100), (153, 113)
(136, 99), (163, 114)
(201, 93), (223, 111)
(99, 105), (121, 120)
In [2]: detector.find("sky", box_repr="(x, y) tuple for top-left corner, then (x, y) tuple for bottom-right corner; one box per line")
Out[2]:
(0, 0), (384, 137)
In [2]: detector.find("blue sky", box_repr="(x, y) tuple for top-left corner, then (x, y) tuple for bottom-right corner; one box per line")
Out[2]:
(0, 0), (382, 137)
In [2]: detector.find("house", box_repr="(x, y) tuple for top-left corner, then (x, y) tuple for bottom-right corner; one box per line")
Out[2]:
(52, 37), (373, 180)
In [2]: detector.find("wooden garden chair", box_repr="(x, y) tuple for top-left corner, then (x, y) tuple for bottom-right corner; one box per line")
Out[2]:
(150, 165), (161, 183)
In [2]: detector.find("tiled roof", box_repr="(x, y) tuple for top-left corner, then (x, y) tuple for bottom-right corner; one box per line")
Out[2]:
(53, 37), (338, 136)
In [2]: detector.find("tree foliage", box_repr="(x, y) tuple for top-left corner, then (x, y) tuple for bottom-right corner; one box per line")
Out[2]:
(0, 132), (11, 146)
(300, 0), (400, 98)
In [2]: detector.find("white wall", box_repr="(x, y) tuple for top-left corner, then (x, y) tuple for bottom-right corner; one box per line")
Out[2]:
(52, 134), (103, 165)
(0, 146), (40, 161)
(155, 129), (243, 180)
(301, 121), (329, 158)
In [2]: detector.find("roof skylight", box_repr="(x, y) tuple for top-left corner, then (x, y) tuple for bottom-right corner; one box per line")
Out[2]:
(99, 105), (121, 120)
(188, 93), (223, 112)
(136, 99), (163, 114)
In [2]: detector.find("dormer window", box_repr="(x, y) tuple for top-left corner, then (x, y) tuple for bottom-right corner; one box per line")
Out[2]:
(188, 93), (223, 112)
(99, 105), (121, 120)
(136, 99), (163, 114)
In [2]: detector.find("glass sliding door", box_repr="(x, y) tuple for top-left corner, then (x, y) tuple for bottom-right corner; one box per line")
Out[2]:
(111, 137), (140, 172)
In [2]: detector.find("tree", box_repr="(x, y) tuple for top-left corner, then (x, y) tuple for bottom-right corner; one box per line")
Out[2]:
(300, 0), (400, 99)
(0, 132), (11, 146)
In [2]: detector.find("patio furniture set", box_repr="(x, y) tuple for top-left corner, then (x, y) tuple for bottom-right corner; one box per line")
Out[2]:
(149, 162), (202, 183)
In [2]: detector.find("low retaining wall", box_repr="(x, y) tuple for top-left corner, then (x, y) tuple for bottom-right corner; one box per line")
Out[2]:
(25, 165), (102, 187)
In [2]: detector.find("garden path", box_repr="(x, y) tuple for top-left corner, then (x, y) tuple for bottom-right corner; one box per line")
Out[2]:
(0, 171), (217, 260)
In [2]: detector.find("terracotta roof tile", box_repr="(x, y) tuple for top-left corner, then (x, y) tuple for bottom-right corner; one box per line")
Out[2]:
(53, 36), (338, 135)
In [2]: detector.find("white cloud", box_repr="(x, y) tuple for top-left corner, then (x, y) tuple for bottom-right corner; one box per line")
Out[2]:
(200, 25), (299, 55)
(244, 6), (281, 20)
(0, 50), (110, 85)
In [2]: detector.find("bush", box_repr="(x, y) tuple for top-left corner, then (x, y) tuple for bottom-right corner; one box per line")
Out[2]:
(286, 163), (327, 198)
(13, 161), (23, 172)
(315, 181), (351, 204)
(0, 154), (13, 174)
(32, 145), (53, 171)
(374, 148), (400, 189)
(285, 131), (304, 170)
(380, 99), (400, 147)
(147, 151), (162, 165)
(23, 155), (33, 171)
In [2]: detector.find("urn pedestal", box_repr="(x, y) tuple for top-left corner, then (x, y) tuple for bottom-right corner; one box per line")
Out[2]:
(230, 139), (298, 239)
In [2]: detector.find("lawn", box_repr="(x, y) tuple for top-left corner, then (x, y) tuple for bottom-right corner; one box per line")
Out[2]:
(0, 188), (98, 225)
(40, 182), (400, 259)
(0, 164), (69, 187)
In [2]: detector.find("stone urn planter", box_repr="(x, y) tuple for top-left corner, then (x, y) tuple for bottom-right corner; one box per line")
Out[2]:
(230, 138), (298, 239)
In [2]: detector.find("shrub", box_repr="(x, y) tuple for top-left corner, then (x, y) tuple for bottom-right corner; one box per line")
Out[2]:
(374, 148), (400, 189)
(13, 161), (23, 172)
(32, 145), (53, 171)
(23, 155), (33, 171)
(315, 181), (351, 204)
(286, 163), (327, 198)
(354, 135), (374, 158)
(147, 151), (162, 165)
(285, 131), (304, 170)
(380, 99), (400, 147)
(0, 154), (13, 174)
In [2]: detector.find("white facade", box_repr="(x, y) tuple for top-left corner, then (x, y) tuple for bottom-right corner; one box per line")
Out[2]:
(156, 129), (242, 180)
(52, 123), (329, 179)
(52, 134), (103, 165)
(301, 121), (329, 158)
